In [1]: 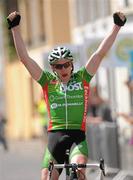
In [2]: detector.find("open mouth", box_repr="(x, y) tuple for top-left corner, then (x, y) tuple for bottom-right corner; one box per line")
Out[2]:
(62, 74), (68, 77)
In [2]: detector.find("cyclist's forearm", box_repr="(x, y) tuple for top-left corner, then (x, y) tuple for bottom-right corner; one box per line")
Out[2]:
(96, 10), (126, 57)
(11, 26), (30, 63)
(86, 12), (126, 75)
(86, 25), (121, 75)
(96, 25), (121, 58)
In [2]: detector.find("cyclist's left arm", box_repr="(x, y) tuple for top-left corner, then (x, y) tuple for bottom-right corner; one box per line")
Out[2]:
(85, 12), (126, 76)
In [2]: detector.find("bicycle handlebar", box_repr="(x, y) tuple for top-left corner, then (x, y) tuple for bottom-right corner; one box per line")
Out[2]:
(54, 163), (100, 169)
(49, 158), (105, 176)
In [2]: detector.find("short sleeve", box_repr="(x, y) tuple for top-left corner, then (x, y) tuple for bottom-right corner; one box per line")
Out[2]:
(37, 71), (54, 87)
(77, 67), (93, 82)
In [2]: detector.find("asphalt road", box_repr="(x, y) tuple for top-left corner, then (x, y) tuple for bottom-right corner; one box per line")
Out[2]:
(0, 139), (43, 180)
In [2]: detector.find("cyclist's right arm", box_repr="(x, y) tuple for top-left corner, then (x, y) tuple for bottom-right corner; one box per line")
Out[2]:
(8, 12), (43, 81)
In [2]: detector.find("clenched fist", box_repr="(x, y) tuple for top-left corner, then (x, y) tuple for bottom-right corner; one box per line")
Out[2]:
(113, 12), (126, 26)
(7, 11), (21, 29)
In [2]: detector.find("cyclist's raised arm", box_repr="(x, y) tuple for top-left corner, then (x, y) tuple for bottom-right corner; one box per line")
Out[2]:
(7, 11), (43, 81)
(85, 12), (126, 76)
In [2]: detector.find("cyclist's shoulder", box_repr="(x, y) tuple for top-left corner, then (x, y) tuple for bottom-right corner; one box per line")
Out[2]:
(41, 70), (54, 77)
(74, 67), (93, 81)
(37, 70), (56, 86)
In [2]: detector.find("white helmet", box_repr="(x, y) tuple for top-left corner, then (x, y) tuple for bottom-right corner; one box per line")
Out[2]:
(48, 46), (73, 65)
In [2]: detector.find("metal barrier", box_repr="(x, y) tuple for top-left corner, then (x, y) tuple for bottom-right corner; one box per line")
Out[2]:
(113, 170), (133, 180)
(86, 122), (121, 169)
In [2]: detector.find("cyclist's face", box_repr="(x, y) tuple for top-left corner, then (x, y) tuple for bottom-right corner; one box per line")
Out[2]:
(51, 59), (73, 83)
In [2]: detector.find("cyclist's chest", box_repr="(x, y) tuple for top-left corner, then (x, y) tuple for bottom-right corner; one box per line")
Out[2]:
(47, 80), (86, 103)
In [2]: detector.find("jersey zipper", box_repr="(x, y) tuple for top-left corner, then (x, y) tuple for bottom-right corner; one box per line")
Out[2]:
(62, 83), (68, 129)
(64, 89), (68, 129)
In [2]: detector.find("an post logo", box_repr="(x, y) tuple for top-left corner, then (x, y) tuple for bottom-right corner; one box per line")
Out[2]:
(60, 82), (83, 92)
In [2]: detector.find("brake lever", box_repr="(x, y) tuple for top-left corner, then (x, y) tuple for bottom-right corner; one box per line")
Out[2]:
(48, 161), (54, 178)
(100, 158), (106, 176)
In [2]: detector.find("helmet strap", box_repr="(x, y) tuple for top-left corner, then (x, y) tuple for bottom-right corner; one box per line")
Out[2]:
(71, 64), (74, 74)
(53, 71), (58, 76)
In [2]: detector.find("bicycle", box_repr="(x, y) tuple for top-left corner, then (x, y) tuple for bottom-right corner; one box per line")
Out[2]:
(48, 150), (105, 180)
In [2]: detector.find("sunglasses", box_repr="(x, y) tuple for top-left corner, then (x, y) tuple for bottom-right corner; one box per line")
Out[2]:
(53, 62), (71, 70)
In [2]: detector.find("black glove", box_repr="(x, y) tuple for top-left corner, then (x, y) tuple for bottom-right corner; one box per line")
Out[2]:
(113, 13), (126, 26)
(7, 14), (21, 29)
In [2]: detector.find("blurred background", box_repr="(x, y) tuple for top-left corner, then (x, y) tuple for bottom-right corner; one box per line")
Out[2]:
(0, 0), (133, 179)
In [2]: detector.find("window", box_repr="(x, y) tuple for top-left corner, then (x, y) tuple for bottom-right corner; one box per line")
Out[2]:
(38, 0), (45, 41)
(124, 0), (129, 7)
(117, 0), (130, 8)
(75, 0), (90, 26)
(22, 0), (46, 47)
(74, 0), (111, 27)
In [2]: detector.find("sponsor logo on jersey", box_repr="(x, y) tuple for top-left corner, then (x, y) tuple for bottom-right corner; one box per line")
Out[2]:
(60, 82), (83, 92)
(51, 103), (58, 109)
(49, 94), (83, 102)
(51, 102), (83, 109)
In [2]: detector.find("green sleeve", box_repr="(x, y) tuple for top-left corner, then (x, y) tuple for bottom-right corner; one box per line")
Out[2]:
(77, 67), (93, 82)
(37, 71), (54, 87)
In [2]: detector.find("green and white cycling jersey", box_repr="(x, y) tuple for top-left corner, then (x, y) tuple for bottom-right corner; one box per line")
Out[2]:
(37, 67), (93, 131)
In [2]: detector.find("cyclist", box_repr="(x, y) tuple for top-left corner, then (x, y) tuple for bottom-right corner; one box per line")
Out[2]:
(7, 11), (126, 180)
